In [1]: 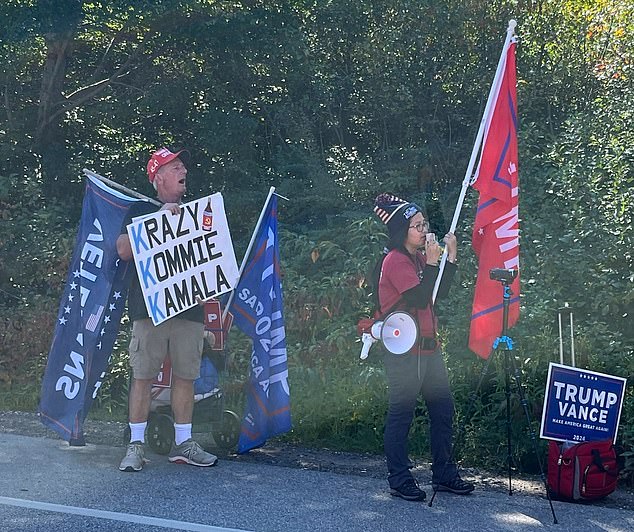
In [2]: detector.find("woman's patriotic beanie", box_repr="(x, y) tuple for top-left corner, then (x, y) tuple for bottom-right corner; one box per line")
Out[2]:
(373, 193), (422, 238)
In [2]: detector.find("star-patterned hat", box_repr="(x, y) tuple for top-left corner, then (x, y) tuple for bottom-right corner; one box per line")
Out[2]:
(373, 193), (422, 237)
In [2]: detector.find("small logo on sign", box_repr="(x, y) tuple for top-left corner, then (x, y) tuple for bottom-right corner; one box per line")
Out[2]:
(202, 198), (213, 231)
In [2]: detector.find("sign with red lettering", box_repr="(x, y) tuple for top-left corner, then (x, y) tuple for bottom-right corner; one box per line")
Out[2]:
(204, 300), (233, 351)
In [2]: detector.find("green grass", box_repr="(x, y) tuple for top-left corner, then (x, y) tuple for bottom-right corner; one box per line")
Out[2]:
(2, 354), (631, 485)
(0, 382), (40, 412)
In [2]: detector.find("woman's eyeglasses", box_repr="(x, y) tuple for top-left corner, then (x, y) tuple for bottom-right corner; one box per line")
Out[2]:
(408, 222), (429, 233)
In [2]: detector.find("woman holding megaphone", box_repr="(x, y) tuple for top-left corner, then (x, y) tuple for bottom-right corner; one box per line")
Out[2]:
(371, 193), (474, 502)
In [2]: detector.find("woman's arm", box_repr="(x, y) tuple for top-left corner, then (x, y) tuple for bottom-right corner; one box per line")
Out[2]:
(401, 261), (458, 307)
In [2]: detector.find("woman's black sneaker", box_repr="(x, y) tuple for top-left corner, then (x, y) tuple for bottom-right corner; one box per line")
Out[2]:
(432, 475), (475, 495)
(390, 478), (426, 501)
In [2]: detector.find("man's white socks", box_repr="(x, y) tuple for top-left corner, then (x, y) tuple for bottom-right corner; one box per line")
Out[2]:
(129, 421), (147, 443)
(174, 423), (192, 445)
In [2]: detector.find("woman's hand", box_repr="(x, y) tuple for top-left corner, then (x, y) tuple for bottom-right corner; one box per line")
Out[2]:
(425, 234), (442, 265)
(443, 232), (458, 263)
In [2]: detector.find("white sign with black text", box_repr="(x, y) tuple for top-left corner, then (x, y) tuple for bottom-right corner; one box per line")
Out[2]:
(127, 194), (238, 325)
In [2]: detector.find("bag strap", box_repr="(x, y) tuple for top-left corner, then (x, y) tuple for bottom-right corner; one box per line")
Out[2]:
(373, 250), (429, 323)
(556, 445), (564, 493)
(377, 298), (406, 320)
(590, 447), (618, 477)
(591, 449), (607, 471)
(374, 253), (407, 320)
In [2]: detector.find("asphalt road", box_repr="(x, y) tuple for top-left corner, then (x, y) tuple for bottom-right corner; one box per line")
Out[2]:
(0, 433), (632, 532)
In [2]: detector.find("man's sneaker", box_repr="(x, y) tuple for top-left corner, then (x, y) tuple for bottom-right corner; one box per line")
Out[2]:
(168, 439), (218, 467)
(119, 441), (146, 472)
(390, 478), (426, 501)
(432, 475), (475, 495)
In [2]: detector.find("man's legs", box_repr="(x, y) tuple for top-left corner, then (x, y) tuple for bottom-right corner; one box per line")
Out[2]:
(129, 378), (154, 423)
(167, 321), (217, 467)
(170, 375), (196, 446)
(120, 319), (168, 472)
(168, 320), (200, 446)
(119, 378), (153, 472)
(170, 375), (194, 425)
(167, 375), (218, 467)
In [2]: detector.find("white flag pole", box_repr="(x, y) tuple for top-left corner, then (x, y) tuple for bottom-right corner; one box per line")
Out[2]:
(432, 20), (517, 303)
(222, 186), (276, 320)
(83, 168), (161, 206)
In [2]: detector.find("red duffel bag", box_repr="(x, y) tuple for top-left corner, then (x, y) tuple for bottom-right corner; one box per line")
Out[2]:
(547, 439), (618, 501)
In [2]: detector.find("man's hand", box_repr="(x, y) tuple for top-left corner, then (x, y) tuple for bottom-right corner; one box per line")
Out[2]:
(204, 330), (216, 348)
(161, 202), (181, 215)
(196, 296), (216, 306)
(116, 234), (133, 261)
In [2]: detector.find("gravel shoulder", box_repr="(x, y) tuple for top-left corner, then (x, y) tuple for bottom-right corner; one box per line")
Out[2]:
(1, 409), (632, 510)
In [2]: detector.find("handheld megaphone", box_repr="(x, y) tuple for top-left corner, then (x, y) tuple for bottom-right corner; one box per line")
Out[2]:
(359, 312), (418, 359)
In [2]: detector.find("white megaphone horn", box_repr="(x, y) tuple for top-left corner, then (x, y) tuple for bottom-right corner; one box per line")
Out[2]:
(359, 311), (418, 359)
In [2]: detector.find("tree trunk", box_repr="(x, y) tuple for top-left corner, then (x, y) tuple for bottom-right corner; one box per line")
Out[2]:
(35, 32), (74, 200)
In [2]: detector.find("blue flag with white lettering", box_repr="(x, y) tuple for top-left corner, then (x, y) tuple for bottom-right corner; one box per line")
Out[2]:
(39, 176), (140, 444)
(230, 194), (291, 453)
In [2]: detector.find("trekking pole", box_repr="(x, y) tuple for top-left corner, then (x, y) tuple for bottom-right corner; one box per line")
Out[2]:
(557, 303), (575, 367)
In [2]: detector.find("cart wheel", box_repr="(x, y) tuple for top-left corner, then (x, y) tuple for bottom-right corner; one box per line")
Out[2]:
(123, 425), (131, 444)
(216, 410), (241, 449)
(147, 413), (174, 455)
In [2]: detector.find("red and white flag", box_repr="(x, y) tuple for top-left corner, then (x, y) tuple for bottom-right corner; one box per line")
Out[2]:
(469, 40), (520, 359)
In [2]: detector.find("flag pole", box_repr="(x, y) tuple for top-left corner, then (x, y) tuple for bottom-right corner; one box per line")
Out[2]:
(432, 19), (517, 303)
(222, 186), (276, 320)
(83, 169), (161, 206)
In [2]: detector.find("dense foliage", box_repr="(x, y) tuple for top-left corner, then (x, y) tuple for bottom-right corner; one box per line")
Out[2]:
(1, 0), (631, 482)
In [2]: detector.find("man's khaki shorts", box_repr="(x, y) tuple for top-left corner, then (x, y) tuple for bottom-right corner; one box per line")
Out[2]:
(129, 318), (204, 380)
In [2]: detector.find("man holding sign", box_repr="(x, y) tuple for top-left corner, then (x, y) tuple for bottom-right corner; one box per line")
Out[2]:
(116, 147), (222, 472)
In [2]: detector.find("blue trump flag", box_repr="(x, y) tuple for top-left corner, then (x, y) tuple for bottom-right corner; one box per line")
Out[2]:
(39, 176), (141, 444)
(230, 194), (291, 453)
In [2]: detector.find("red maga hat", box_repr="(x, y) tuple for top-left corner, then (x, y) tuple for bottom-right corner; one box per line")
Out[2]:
(146, 147), (190, 183)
